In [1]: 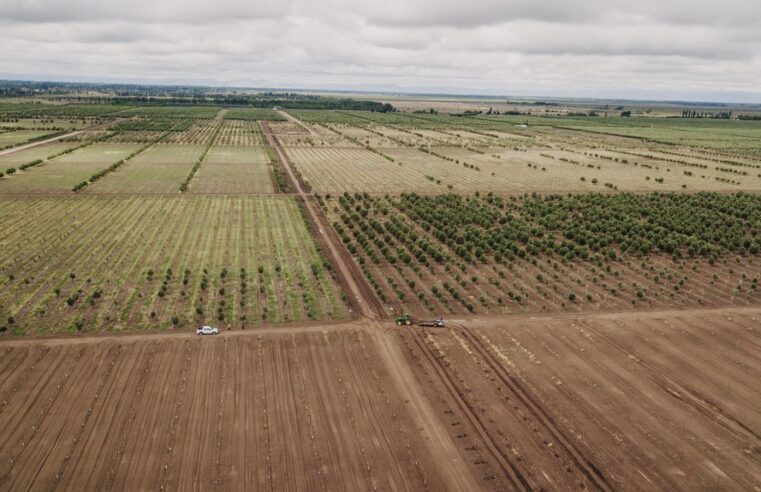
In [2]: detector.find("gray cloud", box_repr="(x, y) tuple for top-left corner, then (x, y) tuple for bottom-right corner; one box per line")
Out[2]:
(1, 0), (760, 102)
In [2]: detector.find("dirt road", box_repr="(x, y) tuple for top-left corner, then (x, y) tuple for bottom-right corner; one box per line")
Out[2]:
(0, 120), (116, 157)
(260, 120), (384, 319)
(275, 109), (319, 136)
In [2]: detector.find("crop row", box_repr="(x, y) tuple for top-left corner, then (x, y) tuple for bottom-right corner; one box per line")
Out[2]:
(320, 191), (761, 315)
(179, 121), (223, 191)
(0, 196), (347, 334)
(73, 133), (169, 191)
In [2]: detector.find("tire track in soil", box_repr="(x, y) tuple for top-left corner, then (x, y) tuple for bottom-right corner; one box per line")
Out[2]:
(453, 323), (615, 492)
(406, 327), (531, 490)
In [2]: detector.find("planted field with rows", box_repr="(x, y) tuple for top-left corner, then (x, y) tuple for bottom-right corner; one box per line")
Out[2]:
(189, 146), (273, 194)
(0, 195), (346, 335)
(117, 106), (221, 119)
(224, 108), (285, 121)
(0, 328), (444, 490)
(286, 146), (433, 193)
(0, 118), (90, 131)
(278, 110), (761, 194)
(213, 120), (262, 146)
(86, 144), (204, 194)
(0, 129), (60, 149)
(322, 191), (761, 317)
(0, 143), (143, 194)
(0, 141), (77, 169)
(400, 309), (761, 490)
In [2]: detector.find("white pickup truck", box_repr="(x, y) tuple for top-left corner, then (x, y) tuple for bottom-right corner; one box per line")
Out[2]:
(196, 325), (219, 336)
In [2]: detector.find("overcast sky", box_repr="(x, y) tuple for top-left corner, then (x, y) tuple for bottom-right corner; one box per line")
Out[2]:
(2, 0), (760, 102)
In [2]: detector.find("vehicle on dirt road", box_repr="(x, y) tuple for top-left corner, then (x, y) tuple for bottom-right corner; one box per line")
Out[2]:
(394, 313), (445, 327)
(196, 325), (219, 335)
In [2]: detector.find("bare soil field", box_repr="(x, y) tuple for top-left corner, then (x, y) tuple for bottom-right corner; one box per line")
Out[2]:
(399, 307), (761, 490)
(0, 327), (448, 491)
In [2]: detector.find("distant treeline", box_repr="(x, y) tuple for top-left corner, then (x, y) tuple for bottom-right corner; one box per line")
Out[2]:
(0, 81), (396, 112)
(66, 95), (395, 112)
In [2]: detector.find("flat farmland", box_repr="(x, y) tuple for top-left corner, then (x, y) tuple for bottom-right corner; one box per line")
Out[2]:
(0, 328), (446, 491)
(322, 192), (761, 318)
(0, 141), (75, 169)
(399, 308), (761, 490)
(0, 195), (346, 334)
(286, 146), (434, 193)
(0, 119), (89, 131)
(214, 120), (262, 146)
(0, 129), (55, 148)
(189, 145), (274, 194)
(277, 112), (761, 194)
(0, 143), (142, 194)
(86, 144), (203, 194)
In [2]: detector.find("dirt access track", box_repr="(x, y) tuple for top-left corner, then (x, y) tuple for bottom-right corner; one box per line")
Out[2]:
(1, 307), (761, 490)
(260, 120), (385, 319)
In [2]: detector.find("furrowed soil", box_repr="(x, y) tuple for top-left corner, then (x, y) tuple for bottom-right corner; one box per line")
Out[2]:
(398, 307), (761, 491)
(2, 307), (760, 490)
(0, 326), (449, 491)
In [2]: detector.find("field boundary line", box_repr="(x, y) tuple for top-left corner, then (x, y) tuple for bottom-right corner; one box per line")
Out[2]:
(260, 119), (385, 318)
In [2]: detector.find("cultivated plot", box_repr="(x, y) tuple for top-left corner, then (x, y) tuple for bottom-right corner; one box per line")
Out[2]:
(0, 195), (346, 334)
(86, 144), (204, 194)
(0, 141), (76, 169)
(0, 329), (444, 490)
(0, 143), (142, 194)
(322, 193), (761, 317)
(285, 146), (434, 193)
(0, 130), (56, 148)
(400, 309), (761, 490)
(189, 146), (273, 194)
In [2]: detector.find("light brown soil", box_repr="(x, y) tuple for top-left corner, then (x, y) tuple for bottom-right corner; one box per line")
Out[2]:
(0, 326), (451, 491)
(399, 307), (761, 490)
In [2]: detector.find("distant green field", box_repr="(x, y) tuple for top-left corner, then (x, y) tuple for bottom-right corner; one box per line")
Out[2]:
(0, 142), (75, 168)
(0, 129), (59, 149)
(86, 144), (204, 194)
(119, 106), (221, 119)
(190, 145), (273, 194)
(0, 118), (89, 131)
(0, 143), (142, 193)
(224, 108), (286, 121)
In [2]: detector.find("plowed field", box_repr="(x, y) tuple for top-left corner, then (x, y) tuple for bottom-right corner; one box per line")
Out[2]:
(399, 308), (761, 490)
(0, 327), (449, 491)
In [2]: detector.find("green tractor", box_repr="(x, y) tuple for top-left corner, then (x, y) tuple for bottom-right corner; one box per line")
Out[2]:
(395, 313), (412, 326)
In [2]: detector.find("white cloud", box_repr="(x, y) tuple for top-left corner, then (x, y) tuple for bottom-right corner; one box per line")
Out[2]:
(0, 0), (760, 102)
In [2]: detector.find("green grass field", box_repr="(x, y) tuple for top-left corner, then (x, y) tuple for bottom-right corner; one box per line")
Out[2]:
(0, 141), (76, 168)
(0, 129), (58, 148)
(189, 145), (274, 194)
(86, 144), (204, 193)
(0, 143), (142, 193)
